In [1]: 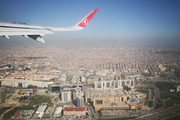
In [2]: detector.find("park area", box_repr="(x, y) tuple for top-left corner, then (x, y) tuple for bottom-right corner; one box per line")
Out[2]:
(160, 91), (180, 107)
(29, 95), (53, 106)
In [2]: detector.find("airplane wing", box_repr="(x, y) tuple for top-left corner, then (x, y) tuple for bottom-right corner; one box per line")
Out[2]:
(0, 9), (98, 43)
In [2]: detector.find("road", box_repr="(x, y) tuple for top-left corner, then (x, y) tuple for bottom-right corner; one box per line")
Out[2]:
(84, 105), (93, 119)
(151, 83), (159, 111)
(50, 96), (59, 119)
(134, 104), (180, 120)
(133, 80), (180, 120)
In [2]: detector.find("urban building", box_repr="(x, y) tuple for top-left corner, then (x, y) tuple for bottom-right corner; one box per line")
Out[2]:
(85, 89), (129, 111)
(76, 97), (84, 107)
(60, 74), (67, 81)
(85, 88), (146, 111)
(32, 105), (47, 119)
(72, 86), (82, 100)
(61, 88), (71, 102)
(63, 107), (86, 116)
(177, 85), (180, 92)
(94, 79), (134, 90)
(50, 84), (84, 93)
(53, 106), (62, 118)
(116, 75), (121, 80)
(80, 75), (86, 83)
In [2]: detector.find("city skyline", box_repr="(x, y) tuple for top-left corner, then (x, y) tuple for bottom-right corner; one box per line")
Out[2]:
(0, 0), (180, 47)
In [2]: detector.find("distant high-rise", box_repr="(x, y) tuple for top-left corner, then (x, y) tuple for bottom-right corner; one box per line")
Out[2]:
(76, 97), (84, 107)
(72, 86), (84, 107)
(61, 88), (71, 102)
(73, 87), (82, 100)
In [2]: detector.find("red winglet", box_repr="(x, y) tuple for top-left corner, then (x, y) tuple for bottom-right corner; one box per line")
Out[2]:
(78, 9), (98, 28)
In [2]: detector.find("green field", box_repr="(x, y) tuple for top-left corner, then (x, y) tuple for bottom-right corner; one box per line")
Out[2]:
(136, 90), (149, 94)
(165, 99), (180, 106)
(29, 95), (53, 106)
(160, 92), (180, 101)
(150, 87), (154, 90)
(148, 101), (153, 107)
(156, 82), (176, 90)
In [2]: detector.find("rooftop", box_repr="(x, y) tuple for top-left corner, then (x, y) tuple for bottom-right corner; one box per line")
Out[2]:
(64, 107), (86, 112)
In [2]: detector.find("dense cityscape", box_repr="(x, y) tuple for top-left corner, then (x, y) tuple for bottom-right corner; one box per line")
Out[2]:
(0, 46), (180, 120)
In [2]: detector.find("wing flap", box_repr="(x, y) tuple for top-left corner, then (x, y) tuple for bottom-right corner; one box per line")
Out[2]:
(28, 35), (45, 44)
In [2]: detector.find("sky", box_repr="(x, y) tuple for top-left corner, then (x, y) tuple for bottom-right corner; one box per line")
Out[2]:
(0, 0), (180, 47)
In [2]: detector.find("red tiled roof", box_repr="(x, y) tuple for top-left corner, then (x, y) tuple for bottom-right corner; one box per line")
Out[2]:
(64, 107), (86, 111)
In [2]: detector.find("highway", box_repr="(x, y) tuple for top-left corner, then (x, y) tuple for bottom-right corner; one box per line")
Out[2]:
(133, 104), (180, 120)
(133, 80), (180, 120)
(152, 83), (157, 111)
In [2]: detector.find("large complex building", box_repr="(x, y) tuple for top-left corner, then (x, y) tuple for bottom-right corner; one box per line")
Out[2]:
(94, 79), (134, 90)
(85, 89), (129, 111)
(85, 88), (145, 111)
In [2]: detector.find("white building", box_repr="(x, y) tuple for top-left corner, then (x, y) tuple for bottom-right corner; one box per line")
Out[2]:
(94, 79), (134, 90)
(22, 80), (29, 88)
(53, 106), (62, 118)
(61, 88), (71, 102)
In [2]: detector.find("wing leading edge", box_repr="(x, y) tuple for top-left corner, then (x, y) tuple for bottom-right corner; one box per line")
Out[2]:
(0, 9), (98, 43)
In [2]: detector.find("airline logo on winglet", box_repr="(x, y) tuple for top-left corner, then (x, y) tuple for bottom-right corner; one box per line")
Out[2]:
(82, 19), (88, 25)
(78, 9), (98, 28)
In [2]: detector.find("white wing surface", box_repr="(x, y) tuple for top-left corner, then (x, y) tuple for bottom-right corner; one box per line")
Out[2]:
(0, 9), (98, 43)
